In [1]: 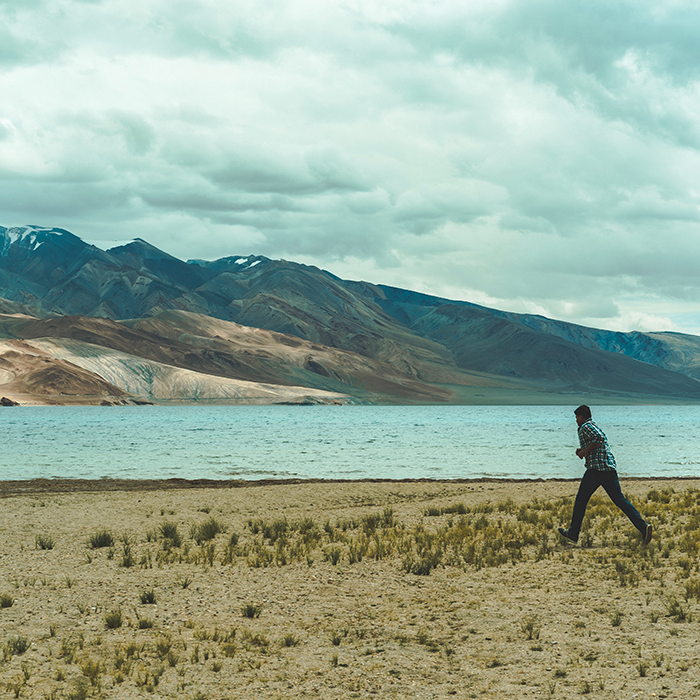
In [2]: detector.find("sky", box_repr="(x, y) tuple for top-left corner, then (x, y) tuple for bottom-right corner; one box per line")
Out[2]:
(1, 0), (700, 334)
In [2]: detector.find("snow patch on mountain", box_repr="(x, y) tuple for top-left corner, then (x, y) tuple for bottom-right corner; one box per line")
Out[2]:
(1, 225), (68, 255)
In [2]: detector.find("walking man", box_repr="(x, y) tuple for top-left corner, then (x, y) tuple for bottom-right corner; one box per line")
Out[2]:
(558, 405), (652, 544)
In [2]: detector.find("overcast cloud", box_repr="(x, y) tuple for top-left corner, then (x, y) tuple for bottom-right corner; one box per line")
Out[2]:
(2, 0), (700, 332)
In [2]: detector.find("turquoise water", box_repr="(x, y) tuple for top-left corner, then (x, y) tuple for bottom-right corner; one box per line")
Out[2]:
(2, 405), (700, 481)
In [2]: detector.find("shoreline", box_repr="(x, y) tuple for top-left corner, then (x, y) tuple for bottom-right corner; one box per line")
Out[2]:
(1, 474), (697, 497)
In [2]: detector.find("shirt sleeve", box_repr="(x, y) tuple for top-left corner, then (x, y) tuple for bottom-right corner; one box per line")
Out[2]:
(580, 423), (604, 446)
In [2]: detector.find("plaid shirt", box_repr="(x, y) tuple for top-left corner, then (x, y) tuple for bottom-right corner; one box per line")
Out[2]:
(578, 419), (617, 471)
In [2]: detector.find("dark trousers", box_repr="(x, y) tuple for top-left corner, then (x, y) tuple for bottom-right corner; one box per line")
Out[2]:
(569, 468), (646, 538)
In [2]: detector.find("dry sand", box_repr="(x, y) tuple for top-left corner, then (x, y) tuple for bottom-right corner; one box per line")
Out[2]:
(1, 478), (699, 699)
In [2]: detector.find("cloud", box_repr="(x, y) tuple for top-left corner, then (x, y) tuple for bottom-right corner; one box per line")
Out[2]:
(1, 0), (700, 331)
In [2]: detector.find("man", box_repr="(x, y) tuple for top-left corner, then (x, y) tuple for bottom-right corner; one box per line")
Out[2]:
(558, 405), (652, 545)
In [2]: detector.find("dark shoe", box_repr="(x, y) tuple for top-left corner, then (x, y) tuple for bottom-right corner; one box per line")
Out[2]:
(644, 523), (653, 545)
(558, 527), (578, 543)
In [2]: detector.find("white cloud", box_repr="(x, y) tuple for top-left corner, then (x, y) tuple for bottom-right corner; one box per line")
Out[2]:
(2, 0), (700, 332)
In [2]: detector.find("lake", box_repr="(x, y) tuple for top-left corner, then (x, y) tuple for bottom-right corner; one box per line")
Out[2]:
(3, 404), (700, 482)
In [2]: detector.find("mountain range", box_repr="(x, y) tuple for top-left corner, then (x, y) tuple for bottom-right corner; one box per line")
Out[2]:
(1, 224), (700, 405)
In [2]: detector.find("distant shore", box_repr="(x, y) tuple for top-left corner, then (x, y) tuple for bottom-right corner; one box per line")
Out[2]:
(1, 474), (697, 497)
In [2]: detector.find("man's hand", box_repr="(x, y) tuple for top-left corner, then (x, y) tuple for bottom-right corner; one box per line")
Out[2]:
(576, 448), (585, 459)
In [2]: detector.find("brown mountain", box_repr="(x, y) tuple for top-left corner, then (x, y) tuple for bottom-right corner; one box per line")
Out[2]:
(0, 338), (132, 404)
(0, 311), (454, 404)
(1, 225), (700, 404)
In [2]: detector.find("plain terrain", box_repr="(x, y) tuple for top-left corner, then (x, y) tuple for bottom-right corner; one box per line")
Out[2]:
(1, 478), (699, 699)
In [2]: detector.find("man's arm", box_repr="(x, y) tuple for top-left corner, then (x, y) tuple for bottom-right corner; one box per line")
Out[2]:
(576, 443), (597, 459)
(575, 423), (603, 459)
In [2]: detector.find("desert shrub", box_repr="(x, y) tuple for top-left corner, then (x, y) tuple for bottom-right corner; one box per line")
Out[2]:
(241, 604), (263, 619)
(281, 634), (299, 647)
(520, 615), (541, 640)
(241, 630), (269, 649)
(684, 577), (700, 601)
(120, 543), (135, 568)
(324, 546), (342, 565)
(191, 517), (225, 544)
(159, 522), (182, 548)
(80, 658), (102, 687)
(262, 518), (289, 543)
(104, 609), (123, 629)
(35, 534), (55, 550)
(154, 634), (173, 658)
(65, 678), (90, 700)
(139, 588), (157, 605)
(442, 503), (467, 515)
(87, 530), (114, 549)
(667, 597), (691, 622)
(3, 636), (30, 660)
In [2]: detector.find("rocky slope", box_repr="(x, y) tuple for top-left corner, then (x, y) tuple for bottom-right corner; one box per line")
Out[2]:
(1, 225), (700, 404)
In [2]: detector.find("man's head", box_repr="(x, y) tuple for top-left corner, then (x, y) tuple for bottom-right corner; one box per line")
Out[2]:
(574, 404), (591, 427)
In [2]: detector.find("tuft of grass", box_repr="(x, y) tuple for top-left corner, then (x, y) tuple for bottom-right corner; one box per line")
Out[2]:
(241, 629), (269, 649)
(0, 593), (14, 608)
(139, 588), (157, 605)
(191, 517), (225, 545)
(137, 617), (154, 630)
(87, 530), (114, 549)
(610, 610), (623, 627)
(65, 678), (90, 700)
(154, 634), (173, 659)
(6, 676), (26, 699)
(241, 603), (263, 619)
(35, 534), (55, 550)
(80, 658), (102, 687)
(104, 609), (123, 629)
(281, 634), (299, 648)
(520, 615), (541, 640)
(159, 522), (182, 548)
(120, 543), (135, 568)
(666, 597), (691, 622)
(3, 636), (30, 660)
(202, 542), (216, 567)
(324, 546), (342, 565)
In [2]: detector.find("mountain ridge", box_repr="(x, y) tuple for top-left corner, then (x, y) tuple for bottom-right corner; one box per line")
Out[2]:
(1, 224), (699, 405)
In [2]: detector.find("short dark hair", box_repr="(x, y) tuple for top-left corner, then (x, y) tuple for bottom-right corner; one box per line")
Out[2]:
(574, 405), (591, 419)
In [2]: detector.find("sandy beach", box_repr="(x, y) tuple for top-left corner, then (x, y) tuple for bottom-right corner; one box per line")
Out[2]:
(1, 477), (699, 699)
